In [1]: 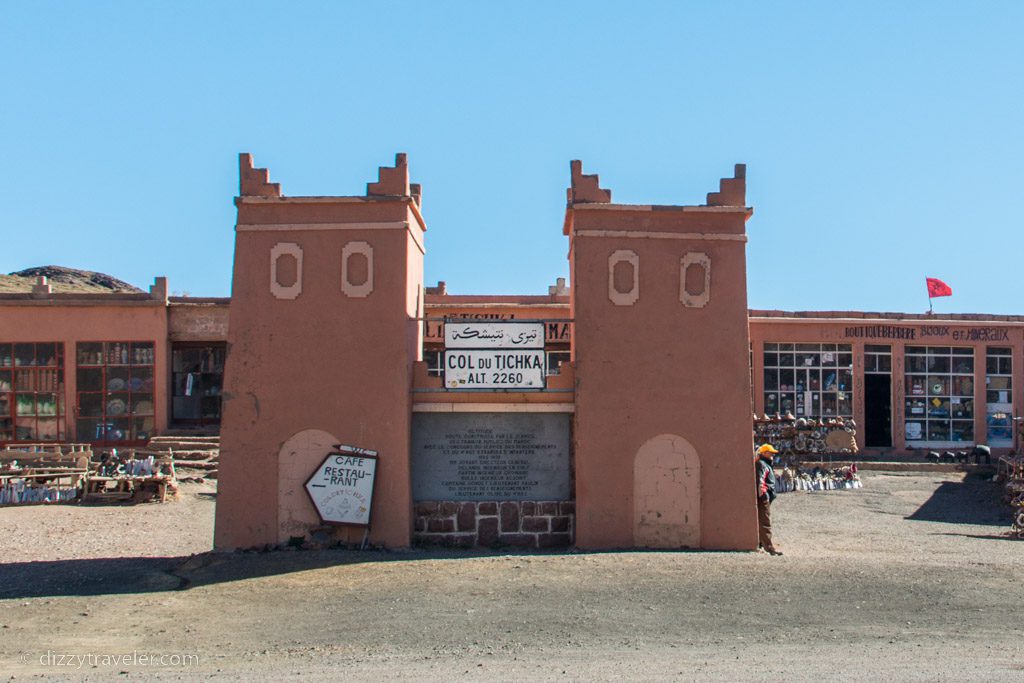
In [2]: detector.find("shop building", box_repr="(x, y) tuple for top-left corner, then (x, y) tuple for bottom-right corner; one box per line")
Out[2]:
(5, 290), (1015, 458)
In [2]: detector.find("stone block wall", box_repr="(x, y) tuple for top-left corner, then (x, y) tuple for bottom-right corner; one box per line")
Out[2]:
(413, 501), (574, 549)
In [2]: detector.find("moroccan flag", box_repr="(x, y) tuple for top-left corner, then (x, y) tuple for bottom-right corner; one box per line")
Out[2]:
(926, 278), (953, 298)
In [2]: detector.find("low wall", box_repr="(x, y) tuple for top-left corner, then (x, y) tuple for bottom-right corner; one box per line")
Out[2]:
(413, 500), (574, 548)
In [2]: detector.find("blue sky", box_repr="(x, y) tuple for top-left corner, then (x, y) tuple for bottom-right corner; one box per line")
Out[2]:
(2, 2), (1020, 313)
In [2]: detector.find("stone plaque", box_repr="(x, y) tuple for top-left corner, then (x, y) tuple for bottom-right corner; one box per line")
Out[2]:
(412, 412), (571, 501)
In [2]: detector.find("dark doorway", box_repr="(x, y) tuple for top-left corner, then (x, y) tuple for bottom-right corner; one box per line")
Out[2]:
(171, 343), (226, 429)
(865, 374), (892, 447)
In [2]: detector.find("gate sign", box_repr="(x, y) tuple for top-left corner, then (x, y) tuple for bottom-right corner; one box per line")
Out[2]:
(445, 349), (546, 389)
(445, 321), (545, 349)
(304, 445), (378, 527)
(444, 321), (546, 390)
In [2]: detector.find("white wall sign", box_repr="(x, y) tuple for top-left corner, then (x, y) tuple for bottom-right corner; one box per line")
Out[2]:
(444, 349), (545, 389)
(304, 445), (378, 527)
(444, 321), (545, 349)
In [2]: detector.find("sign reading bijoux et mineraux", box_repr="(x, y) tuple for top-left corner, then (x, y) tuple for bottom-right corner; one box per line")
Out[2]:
(411, 412), (571, 501)
(443, 321), (546, 390)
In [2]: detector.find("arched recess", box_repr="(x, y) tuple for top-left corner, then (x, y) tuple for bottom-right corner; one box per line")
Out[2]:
(633, 433), (701, 548)
(277, 428), (339, 542)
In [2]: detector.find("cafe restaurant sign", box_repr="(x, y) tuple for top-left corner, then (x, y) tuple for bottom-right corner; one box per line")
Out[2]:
(444, 321), (545, 390)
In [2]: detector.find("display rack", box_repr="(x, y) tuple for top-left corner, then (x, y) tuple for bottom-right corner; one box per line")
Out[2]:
(83, 449), (177, 503)
(754, 413), (859, 460)
(0, 445), (91, 506)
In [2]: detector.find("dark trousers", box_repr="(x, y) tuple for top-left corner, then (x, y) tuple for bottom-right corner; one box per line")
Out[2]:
(757, 496), (775, 551)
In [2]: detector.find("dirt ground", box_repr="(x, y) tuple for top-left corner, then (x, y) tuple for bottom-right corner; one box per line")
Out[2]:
(0, 471), (1020, 681)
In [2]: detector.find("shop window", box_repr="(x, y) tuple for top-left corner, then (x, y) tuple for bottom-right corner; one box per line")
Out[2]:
(0, 342), (65, 442)
(985, 347), (1013, 447)
(424, 350), (443, 377)
(762, 343), (853, 418)
(546, 351), (571, 376)
(76, 342), (154, 445)
(171, 344), (225, 427)
(864, 345), (892, 374)
(904, 346), (974, 446)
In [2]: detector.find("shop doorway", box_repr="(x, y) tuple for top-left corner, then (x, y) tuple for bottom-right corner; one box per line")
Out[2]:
(865, 374), (892, 447)
(170, 343), (226, 430)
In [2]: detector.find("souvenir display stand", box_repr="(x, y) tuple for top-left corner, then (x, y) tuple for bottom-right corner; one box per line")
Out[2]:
(0, 444), (92, 506)
(754, 414), (862, 494)
(778, 464), (863, 493)
(83, 449), (178, 503)
(754, 413), (859, 459)
(997, 452), (1024, 539)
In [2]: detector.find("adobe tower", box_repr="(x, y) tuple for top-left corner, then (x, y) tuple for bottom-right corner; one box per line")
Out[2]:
(566, 161), (758, 550)
(214, 153), (425, 550)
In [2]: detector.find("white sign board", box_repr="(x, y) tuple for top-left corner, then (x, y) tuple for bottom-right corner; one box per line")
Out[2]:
(445, 349), (545, 389)
(445, 321), (545, 349)
(304, 446), (378, 527)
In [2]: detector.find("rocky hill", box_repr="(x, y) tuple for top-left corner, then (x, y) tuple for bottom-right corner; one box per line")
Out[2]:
(0, 266), (142, 294)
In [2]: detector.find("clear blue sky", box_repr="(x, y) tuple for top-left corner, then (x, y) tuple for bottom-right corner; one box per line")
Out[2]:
(2, 2), (1020, 313)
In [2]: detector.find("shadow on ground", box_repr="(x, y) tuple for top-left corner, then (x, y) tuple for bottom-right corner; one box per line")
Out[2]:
(906, 475), (1010, 525)
(0, 546), (584, 600)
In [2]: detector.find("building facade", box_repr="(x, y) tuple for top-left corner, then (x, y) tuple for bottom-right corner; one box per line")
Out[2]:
(1, 153), (1019, 551)
(3, 292), (1018, 457)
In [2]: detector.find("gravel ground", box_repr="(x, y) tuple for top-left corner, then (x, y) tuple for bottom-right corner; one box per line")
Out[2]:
(0, 471), (1020, 681)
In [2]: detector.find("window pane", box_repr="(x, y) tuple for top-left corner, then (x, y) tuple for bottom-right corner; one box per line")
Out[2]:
(928, 377), (948, 396)
(953, 421), (974, 442)
(78, 343), (104, 366)
(14, 344), (35, 367)
(907, 356), (927, 373)
(927, 420), (950, 441)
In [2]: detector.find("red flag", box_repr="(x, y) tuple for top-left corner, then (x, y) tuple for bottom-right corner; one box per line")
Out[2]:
(926, 278), (952, 298)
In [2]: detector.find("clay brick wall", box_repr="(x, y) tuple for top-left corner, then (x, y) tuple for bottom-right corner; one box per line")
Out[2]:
(414, 501), (574, 549)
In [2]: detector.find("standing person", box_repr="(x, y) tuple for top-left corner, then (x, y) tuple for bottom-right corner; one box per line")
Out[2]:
(755, 444), (783, 556)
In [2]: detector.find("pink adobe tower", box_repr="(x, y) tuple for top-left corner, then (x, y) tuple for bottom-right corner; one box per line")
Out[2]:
(214, 153), (425, 550)
(566, 161), (758, 550)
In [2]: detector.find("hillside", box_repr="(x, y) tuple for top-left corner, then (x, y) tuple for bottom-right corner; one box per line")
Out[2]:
(0, 266), (142, 294)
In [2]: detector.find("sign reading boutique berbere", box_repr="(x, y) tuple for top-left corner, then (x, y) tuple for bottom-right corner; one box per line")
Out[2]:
(444, 321), (545, 389)
(304, 445), (378, 526)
